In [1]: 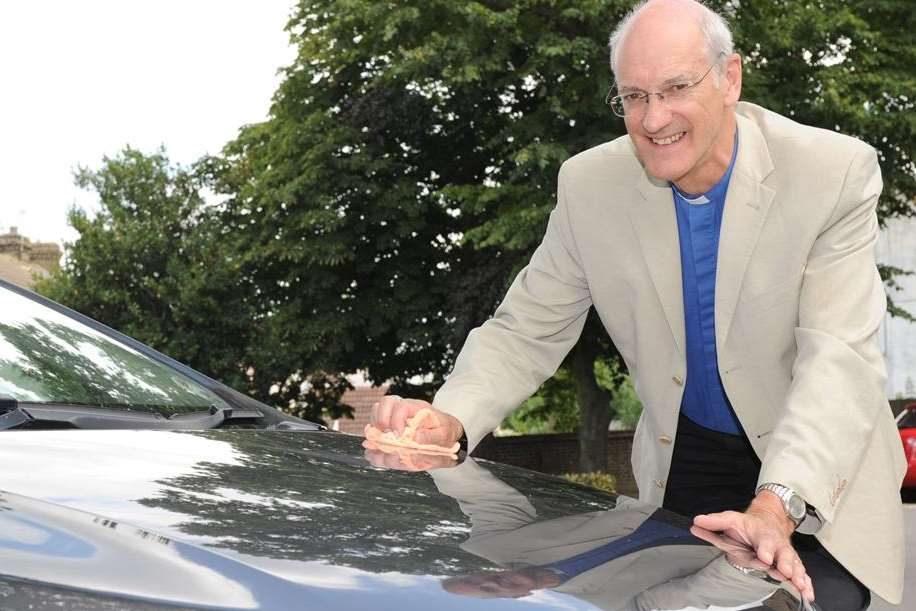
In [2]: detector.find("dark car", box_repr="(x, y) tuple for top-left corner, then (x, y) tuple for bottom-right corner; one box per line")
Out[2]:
(0, 279), (805, 610)
(896, 403), (916, 489)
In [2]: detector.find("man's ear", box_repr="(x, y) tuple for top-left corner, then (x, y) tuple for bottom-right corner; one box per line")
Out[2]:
(723, 52), (742, 106)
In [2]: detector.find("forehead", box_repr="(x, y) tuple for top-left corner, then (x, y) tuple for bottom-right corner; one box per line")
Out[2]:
(615, 13), (707, 87)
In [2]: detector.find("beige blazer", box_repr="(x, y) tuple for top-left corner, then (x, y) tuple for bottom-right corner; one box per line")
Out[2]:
(433, 102), (907, 603)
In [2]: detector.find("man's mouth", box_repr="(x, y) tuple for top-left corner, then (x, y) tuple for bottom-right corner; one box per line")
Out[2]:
(650, 131), (686, 146)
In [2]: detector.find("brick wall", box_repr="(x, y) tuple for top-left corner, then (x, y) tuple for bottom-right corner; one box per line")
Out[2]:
(472, 431), (638, 497)
(333, 384), (389, 434)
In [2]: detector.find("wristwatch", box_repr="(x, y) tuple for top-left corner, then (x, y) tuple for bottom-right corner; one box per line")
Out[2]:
(756, 482), (807, 527)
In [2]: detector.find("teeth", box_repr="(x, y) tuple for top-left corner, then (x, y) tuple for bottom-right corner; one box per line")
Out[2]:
(651, 132), (685, 145)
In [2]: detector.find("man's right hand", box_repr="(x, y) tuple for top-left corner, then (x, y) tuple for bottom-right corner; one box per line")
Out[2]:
(370, 395), (464, 449)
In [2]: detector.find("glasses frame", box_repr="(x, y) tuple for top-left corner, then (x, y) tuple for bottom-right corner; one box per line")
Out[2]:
(607, 52), (726, 118)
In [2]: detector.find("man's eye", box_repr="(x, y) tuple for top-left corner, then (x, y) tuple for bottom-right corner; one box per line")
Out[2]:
(667, 83), (690, 93)
(623, 92), (644, 102)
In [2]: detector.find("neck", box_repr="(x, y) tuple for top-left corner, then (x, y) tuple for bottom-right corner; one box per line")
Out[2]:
(673, 116), (737, 195)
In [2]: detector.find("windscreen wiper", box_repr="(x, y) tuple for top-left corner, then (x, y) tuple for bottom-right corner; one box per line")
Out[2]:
(0, 396), (264, 431)
(0, 397), (30, 430)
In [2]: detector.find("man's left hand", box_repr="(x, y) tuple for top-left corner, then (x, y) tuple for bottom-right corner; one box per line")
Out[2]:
(692, 491), (815, 603)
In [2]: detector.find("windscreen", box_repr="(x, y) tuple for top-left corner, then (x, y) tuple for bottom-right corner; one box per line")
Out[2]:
(0, 287), (228, 416)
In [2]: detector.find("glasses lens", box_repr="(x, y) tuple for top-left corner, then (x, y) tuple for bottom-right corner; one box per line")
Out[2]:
(663, 84), (690, 103)
(610, 96), (626, 117)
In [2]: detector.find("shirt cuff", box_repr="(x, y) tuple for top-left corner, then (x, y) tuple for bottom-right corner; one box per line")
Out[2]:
(796, 504), (824, 535)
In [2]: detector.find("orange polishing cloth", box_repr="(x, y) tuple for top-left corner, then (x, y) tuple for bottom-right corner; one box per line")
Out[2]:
(363, 408), (460, 457)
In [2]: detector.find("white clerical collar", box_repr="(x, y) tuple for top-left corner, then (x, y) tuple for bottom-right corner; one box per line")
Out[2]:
(673, 190), (710, 206)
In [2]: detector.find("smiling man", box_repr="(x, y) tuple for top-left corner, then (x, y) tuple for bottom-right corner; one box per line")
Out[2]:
(370, 1), (906, 608)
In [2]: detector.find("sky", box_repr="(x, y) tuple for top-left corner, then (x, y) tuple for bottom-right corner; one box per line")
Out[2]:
(0, 0), (297, 245)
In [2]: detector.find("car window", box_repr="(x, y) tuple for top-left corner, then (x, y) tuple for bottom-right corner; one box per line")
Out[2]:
(0, 287), (228, 416)
(897, 409), (916, 429)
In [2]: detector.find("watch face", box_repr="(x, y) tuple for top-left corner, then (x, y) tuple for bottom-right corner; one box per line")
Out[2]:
(787, 494), (807, 520)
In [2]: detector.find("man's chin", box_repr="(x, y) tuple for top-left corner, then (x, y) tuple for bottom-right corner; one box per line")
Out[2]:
(634, 151), (689, 184)
(641, 161), (684, 184)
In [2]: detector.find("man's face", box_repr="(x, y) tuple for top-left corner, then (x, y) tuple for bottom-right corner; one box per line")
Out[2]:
(615, 13), (740, 193)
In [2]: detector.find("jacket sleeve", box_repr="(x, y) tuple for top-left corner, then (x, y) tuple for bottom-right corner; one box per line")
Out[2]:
(431, 458), (538, 541)
(757, 145), (888, 523)
(630, 557), (779, 610)
(433, 164), (593, 452)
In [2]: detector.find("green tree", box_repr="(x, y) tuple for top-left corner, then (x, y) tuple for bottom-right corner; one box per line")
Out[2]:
(211, 0), (632, 470)
(36, 147), (249, 385)
(44, 0), (914, 468)
(35, 148), (351, 422)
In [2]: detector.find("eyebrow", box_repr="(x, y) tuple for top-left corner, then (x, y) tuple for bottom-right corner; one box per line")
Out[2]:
(617, 72), (695, 93)
(660, 73), (693, 85)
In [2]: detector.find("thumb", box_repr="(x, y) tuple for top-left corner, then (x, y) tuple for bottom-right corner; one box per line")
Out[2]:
(413, 428), (440, 446)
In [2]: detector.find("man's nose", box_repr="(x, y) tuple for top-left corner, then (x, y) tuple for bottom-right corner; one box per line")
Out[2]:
(641, 94), (673, 133)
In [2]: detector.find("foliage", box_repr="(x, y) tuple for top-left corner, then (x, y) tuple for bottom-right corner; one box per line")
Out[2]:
(611, 376), (643, 430)
(35, 148), (250, 389)
(502, 367), (582, 434)
(728, 0), (915, 221)
(42, 0), (914, 441)
(34, 148), (351, 423)
(208, 0), (630, 409)
(563, 471), (617, 493)
(503, 357), (642, 434)
(879, 264), (916, 322)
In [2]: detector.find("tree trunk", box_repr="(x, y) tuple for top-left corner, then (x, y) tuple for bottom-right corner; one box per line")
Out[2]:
(569, 330), (616, 472)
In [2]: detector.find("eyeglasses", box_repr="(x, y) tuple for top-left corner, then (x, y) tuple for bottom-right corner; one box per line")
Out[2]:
(607, 53), (725, 118)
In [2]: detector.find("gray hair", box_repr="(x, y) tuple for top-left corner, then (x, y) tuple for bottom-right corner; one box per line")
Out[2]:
(608, 0), (734, 83)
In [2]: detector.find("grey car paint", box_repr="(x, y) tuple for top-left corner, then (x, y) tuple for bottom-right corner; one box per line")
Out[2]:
(0, 429), (799, 610)
(0, 279), (799, 609)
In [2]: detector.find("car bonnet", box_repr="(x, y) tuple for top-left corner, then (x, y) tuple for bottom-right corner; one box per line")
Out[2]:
(0, 429), (788, 610)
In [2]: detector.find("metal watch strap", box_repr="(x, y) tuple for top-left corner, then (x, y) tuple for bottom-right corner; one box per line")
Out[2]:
(756, 482), (804, 526)
(725, 558), (781, 584)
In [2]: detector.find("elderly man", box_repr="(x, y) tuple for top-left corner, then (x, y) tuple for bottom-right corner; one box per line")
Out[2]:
(370, 0), (906, 607)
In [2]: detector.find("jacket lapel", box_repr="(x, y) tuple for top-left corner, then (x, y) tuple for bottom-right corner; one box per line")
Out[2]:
(625, 112), (776, 361)
(715, 113), (776, 351)
(629, 171), (685, 358)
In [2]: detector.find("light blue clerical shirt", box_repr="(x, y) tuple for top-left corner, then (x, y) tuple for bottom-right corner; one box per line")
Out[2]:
(672, 132), (742, 435)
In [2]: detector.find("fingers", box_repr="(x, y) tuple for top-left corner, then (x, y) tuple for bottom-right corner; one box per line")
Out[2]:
(697, 509), (815, 604)
(371, 395), (407, 432)
(370, 396), (433, 435)
(693, 510), (743, 535)
(753, 539), (814, 603)
(370, 395), (395, 430)
(689, 525), (728, 547)
(769, 545), (814, 602)
(390, 399), (416, 436)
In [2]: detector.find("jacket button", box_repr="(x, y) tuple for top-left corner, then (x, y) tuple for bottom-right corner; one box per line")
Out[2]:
(672, 376), (684, 386)
(658, 435), (672, 444)
(654, 479), (666, 488)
